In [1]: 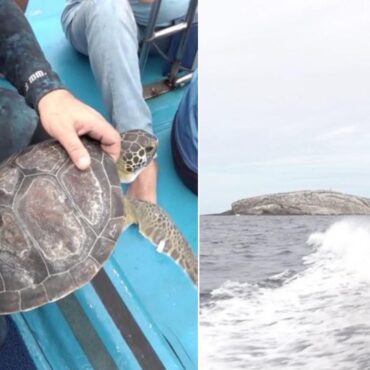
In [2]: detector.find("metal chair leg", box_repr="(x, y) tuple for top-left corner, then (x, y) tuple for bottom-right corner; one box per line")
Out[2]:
(139, 0), (162, 74)
(168, 0), (198, 81)
(139, 0), (198, 99)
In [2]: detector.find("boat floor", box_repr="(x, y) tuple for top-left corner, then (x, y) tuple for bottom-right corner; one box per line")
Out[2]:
(0, 1), (197, 369)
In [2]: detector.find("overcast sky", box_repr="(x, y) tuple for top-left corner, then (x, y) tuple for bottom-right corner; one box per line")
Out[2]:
(200, 0), (370, 214)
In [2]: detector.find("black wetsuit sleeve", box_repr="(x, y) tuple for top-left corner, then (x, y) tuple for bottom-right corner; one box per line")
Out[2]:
(0, 0), (65, 110)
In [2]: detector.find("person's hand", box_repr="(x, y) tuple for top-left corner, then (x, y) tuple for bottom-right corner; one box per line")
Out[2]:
(38, 89), (121, 170)
(127, 160), (157, 204)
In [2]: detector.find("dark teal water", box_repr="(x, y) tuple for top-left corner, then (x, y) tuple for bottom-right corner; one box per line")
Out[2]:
(200, 215), (337, 298)
(200, 215), (370, 370)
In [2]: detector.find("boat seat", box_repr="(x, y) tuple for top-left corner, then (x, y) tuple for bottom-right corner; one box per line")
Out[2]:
(140, 0), (198, 99)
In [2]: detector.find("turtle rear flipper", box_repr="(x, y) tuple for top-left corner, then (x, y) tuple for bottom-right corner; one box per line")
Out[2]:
(124, 198), (198, 285)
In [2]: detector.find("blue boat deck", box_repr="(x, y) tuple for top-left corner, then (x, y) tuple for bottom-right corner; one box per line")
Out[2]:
(0, 1), (197, 369)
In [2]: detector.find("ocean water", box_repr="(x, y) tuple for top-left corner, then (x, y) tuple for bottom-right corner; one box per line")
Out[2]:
(200, 215), (370, 370)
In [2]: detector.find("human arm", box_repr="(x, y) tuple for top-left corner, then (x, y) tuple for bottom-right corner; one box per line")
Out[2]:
(0, 0), (121, 169)
(0, 0), (63, 109)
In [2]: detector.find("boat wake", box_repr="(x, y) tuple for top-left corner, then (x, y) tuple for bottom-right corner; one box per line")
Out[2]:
(200, 219), (370, 370)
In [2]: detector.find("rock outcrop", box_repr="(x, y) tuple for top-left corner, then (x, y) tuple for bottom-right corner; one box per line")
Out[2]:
(226, 190), (370, 215)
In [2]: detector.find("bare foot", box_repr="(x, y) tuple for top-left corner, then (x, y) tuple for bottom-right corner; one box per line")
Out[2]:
(127, 160), (157, 204)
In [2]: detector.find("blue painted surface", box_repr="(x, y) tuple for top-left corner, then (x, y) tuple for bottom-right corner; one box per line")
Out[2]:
(7, 1), (197, 369)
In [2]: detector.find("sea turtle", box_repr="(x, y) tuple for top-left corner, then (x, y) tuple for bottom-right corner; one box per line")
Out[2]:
(0, 130), (197, 315)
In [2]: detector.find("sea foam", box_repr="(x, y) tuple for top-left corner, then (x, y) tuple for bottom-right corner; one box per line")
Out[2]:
(200, 219), (370, 370)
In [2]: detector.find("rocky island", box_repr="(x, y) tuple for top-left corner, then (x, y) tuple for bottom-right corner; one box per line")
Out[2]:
(221, 190), (370, 215)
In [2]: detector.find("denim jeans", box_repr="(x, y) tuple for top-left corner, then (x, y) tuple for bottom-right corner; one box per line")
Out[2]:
(61, 0), (189, 135)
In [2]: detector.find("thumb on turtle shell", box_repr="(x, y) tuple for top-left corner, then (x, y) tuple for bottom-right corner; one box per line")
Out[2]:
(56, 129), (91, 170)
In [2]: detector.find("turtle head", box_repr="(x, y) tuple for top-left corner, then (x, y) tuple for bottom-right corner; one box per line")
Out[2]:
(117, 129), (158, 183)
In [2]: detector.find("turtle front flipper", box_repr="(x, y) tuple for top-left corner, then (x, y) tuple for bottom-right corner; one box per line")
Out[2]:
(124, 198), (198, 285)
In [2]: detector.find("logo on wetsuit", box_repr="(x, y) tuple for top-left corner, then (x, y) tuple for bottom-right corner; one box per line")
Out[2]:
(25, 70), (47, 92)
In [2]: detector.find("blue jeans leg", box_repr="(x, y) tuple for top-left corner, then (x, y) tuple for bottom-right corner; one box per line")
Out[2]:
(62, 0), (152, 134)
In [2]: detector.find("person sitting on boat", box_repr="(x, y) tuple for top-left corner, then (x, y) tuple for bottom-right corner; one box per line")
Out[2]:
(0, 0), (121, 169)
(61, 0), (190, 204)
(171, 70), (198, 194)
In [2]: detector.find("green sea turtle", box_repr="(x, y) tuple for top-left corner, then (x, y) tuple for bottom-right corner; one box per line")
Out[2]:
(0, 129), (197, 315)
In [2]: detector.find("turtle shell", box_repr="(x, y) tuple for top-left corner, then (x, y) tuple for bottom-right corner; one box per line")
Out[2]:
(0, 138), (124, 314)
